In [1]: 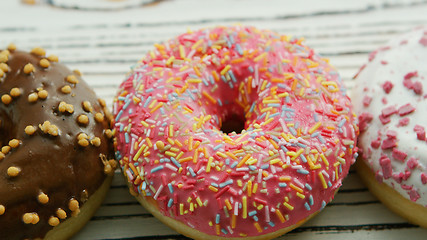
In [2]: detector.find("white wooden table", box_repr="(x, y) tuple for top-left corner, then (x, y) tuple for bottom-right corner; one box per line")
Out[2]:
(2, 0), (427, 239)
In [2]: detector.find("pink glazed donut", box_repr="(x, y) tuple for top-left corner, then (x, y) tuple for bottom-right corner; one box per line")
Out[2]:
(113, 25), (359, 239)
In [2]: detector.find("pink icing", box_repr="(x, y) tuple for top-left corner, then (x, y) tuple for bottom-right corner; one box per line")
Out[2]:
(113, 26), (358, 238)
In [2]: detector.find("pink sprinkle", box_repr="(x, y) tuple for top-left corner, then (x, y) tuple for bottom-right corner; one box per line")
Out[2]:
(409, 189), (420, 202)
(358, 112), (373, 131)
(382, 97), (388, 104)
(392, 148), (407, 162)
(371, 139), (381, 149)
(380, 154), (392, 179)
(363, 95), (372, 107)
(398, 117), (410, 127)
(413, 81), (423, 95)
(414, 125), (426, 140)
(379, 114), (391, 125)
(401, 184), (413, 190)
(400, 40), (408, 45)
(386, 130), (397, 138)
(407, 157), (418, 169)
(392, 172), (404, 183)
(404, 71), (418, 80)
(419, 37), (427, 46)
(368, 50), (378, 61)
(381, 105), (397, 117)
(381, 138), (397, 149)
(398, 103), (416, 116)
(421, 173), (427, 184)
(380, 60), (388, 65)
(382, 81), (394, 94)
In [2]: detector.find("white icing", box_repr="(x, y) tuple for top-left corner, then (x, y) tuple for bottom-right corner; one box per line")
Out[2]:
(352, 27), (427, 206)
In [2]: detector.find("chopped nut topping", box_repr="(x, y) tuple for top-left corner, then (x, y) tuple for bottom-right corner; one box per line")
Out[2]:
(1, 94), (12, 104)
(39, 59), (50, 68)
(38, 89), (48, 99)
(98, 98), (106, 107)
(28, 92), (38, 102)
(7, 43), (16, 51)
(31, 47), (46, 56)
(68, 199), (79, 212)
(82, 101), (93, 112)
(90, 137), (101, 147)
(23, 63), (35, 74)
(78, 138), (89, 147)
(10, 88), (21, 97)
(25, 125), (36, 135)
(39, 121), (59, 136)
(95, 112), (104, 122)
(48, 216), (59, 227)
(9, 139), (20, 148)
(77, 114), (89, 125)
(56, 209), (67, 219)
(23, 213), (34, 224)
(7, 166), (21, 177)
(0, 152), (5, 160)
(0, 205), (5, 215)
(0, 63), (8, 72)
(58, 101), (74, 113)
(2, 146), (11, 154)
(61, 85), (72, 94)
(73, 69), (82, 76)
(0, 69), (4, 78)
(104, 129), (113, 138)
(47, 54), (58, 62)
(38, 193), (49, 204)
(66, 75), (78, 84)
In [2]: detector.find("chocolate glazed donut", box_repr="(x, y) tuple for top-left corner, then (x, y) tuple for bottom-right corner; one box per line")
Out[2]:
(0, 45), (116, 240)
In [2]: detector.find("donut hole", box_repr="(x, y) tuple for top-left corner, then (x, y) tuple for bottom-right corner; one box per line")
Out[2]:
(220, 114), (245, 134)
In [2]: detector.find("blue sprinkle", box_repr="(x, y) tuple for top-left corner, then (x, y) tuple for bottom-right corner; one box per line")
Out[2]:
(128, 108), (133, 114)
(213, 144), (224, 151)
(141, 181), (146, 190)
(167, 198), (174, 207)
(248, 165), (257, 171)
(248, 66), (254, 73)
(230, 161), (238, 168)
(296, 143), (307, 148)
(124, 132), (130, 143)
(170, 157), (181, 168)
(221, 75), (227, 83)
(328, 181), (332, 187)
(186, 89), (195, 101)
(268, 221), (275, 227)
(168, 183), (173, 193)
(253, 216), (259, 222)
(145, 88), (154, 93)
(309, 195), (314, 205)
(248, 210), (257, 217)
(300, 154), (307, 163)
(143, 96), (152, 108)
(211, 183), (219, 188)
(228, 81), (233, 89)
(123, 99), (131, 110)
(219, 179), (233, 188)
(304, 202), (311, 211)
(229, 70), (237, 83)
(115, 110), (123, 122)
(321, 201), (326, 209)
(278, 182), (287, 187)
(218, 99), (223, 106)
(209, 75), (215, 84)
(236, 44), (243, 55)
(338, 118), (347, 128)
(261, 164), (269, 169)
(305, 183), (312, 190)
(289, 127), (297, 136)
(150, 165), (164, 173)
(280, 145), (289, 152)
(188, 167), (196, 177)
(225, 159), (230, 165)
(118, 96), (126, 101)
(215, 214), (220, 224)
(249, 102), (256, 113)
(268, 103), (280, 108)
(269, 112), (280, 118)
(313, 113), (319, 122)
(318, 135), (326, 144)
(221, 229), (228, 235)
(119, 124), (124, 132)
(297, 169), (309, 175)
(160, 107), (165, 115)
(311, 132), (320, 137)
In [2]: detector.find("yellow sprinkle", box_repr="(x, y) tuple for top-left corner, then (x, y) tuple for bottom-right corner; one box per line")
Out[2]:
(145, 138), (152, 148)
(216, 152), (227, 158)
(320, 153), (329, 167)
(166, 56), (175, 66)
(187, 78), (202, 83)
(169, 125), (174, 137)
(165, 151), (176, 157)
(289, 183), (303, 193)
(242, 196), (247, 219)
(237, 154), (251, 168)
(179, 45), (185, 59)
(226, 151), (238, 160)
(296, 192), (306, 199)
(225, 199), (232, 210)
(180, 203), (184, 215)
(179, 157), (193, 163)
(269, 158), (281, 165)
(283, 202), (294, 211)
(202, 91), (217, 104)
(279, 176), (291, 182)
(291, 148), (304, 161)
(167, 138), (175, 145)
(176, 151), (184, 160)
(247, 180), (252, 197)
(254, 52), (267, 62)
(318, 172), (328, 189)
(206, 157), (213, 173)
(140, 121), (149, 127)
(275, 209), (286, 223)
(252, 183), (258, 194)
(208, 185), (218, 192)
(133, 145), (146, 161)
(309, 122), (322, 134)
(220, 65), (231, 75)
(246, 157), (257, 165)
(254, 222), (262, 233)
(149, 102), (163, 113)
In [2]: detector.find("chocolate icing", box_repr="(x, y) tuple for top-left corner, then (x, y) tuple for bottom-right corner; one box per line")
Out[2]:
(0, 49), (114, 239)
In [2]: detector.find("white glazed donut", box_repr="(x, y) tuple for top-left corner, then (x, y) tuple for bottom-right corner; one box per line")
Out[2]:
(353, 26), (427, 227)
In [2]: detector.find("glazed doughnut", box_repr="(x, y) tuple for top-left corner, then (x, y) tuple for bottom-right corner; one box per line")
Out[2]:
(353, 27), (427, 228)
(113, 25), (359, 239)
(0, 46), (116, 239)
